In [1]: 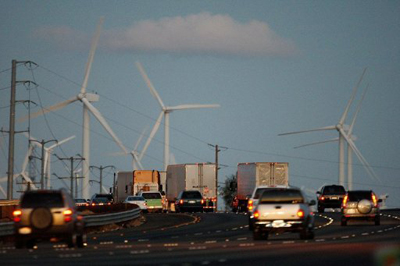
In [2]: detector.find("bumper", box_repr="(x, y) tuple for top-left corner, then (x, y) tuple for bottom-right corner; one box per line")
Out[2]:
(254, 219), (311, 233)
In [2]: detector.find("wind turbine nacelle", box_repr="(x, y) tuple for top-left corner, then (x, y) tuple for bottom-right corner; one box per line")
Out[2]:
(79, 93), (99, 103)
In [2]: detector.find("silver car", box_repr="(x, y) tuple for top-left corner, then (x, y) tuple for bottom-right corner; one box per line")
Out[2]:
(341, 190), (381, 226)
(252, 187), (315, 240)
(124, 196), (148, 213)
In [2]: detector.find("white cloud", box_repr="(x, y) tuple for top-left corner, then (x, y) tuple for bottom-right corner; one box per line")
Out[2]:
(35, 13), (298, 56)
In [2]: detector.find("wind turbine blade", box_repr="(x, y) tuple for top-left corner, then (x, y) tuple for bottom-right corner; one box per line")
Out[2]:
(18, 96), (79, 123)
(81, 98), (129, 154)
(80, 17), (104, 94)
(48, 135), (76, 150)
(294, 138), (339, 149)
(168, 104), (220, 111)
(20, 173), (38, 190)
(339, 128), (381, 182)
(132, 152), (144, 170)
(279, 125), (337, 136)
(0, 184), (6, 197)
(348, 84), (368, 135)
(139, 111), (164, 161)
(135, 61), (165, 109)
(134, 126), (148, 151)
(339, 67), (367, 125)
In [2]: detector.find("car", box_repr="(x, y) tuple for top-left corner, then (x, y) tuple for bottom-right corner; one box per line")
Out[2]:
(175, 190), (204, 213)
(137, 191), (163, 213)
(247, 185), (290, 230)
(90, 197), (112, 206)
(341, 190), (381, 226)
(90, 193), (114, 204)
(13, 189), (86, 249)
(252, 187), (315, 240)
(124, 196), (148, 212)
(75, 198), (89, 207)
(316, 184), (346, 212)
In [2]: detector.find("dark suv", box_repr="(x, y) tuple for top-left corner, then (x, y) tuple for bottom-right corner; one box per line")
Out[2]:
(13, 189), (86, 248)
(341, 190), (381, 226)
(316, 185), (346, 212)
(175, 190), (204, 213)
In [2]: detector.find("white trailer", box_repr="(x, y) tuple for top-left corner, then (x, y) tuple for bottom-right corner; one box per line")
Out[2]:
(166, 163), (217, 212)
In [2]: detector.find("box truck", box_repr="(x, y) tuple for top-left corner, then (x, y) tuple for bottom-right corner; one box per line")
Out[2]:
(116, 170), (160, 202)
(166, 163), (217, 212)
(232, 162), (289, 212)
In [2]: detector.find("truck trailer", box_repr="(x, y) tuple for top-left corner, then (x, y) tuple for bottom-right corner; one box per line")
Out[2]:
(232, 162), (289, 212)
(116, 170), (161, 202)
(166, 163), (217, 212)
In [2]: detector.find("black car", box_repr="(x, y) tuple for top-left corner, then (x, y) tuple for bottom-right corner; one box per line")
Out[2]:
(316, 185), (346, 212)
(175, 190), (204, 213)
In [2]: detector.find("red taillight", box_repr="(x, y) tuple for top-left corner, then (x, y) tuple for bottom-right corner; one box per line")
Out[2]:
(201, 199), (205, 205)
(342, 194), (348, 208)
(253, 210), (260, 219)
(248, 200), (253, 211)
(179, 199), (184, 205)
(372, 193), (378, 207)
(63, 209), (73, 222)
(13, 209), (22, 222)
(297, 209), (305, 218)
(319, 196), (325, 201)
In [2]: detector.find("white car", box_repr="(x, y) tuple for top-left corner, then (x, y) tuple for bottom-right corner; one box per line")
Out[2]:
(124, 196), (148, 213)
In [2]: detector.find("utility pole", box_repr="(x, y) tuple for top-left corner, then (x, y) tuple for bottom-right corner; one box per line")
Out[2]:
(208, 144), (228, 211)
(55, 154), (85, 196)
(90, 165), (115, 194)
(29, 139), (57, 189)
(3, 60), (37, 199)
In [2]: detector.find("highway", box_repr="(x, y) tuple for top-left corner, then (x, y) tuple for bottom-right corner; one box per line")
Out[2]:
(1, 210), (399, 265)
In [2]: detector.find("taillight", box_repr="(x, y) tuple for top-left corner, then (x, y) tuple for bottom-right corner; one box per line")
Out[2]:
(201, 199), (205, 205)
(248, 200), (253, 211)
(297, 209), (305, 218)
(63, 209), (73, 222)
(253, 210), (260, 219)
(13, 209), (22, 222)
(372, 193), (378, 207)
(319, 196), (325, 201)
(342, 194), (348, 208)
(179, 199), (184, 205)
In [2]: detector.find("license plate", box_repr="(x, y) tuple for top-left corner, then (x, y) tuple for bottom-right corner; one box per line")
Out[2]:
(272, 220), (286, 228)
(331, 196), (339, 200)
(189, 200), (196, 204)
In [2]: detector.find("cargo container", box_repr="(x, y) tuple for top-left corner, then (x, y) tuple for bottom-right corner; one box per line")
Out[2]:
(116, 170), (160, 202)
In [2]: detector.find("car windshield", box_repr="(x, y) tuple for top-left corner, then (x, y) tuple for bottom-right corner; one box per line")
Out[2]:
(75, 199), (86, 203)
(348, 191), (372, 201)
(181, 191), (202, 199)
(21, 192), (64, 208)
(128, 196), (144, 201)
(142, 193), (161, 199)
(93, 197), (110, 203)
(253, 188), (268, 199)
(323, 186), (346, 195)
(259, 189), (304, 204)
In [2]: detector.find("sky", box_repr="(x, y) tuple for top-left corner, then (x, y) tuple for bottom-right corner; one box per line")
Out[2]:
(1, 0), (399, 208)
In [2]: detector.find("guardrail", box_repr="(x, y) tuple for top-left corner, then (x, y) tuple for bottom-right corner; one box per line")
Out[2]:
(0, 208), (141, 237)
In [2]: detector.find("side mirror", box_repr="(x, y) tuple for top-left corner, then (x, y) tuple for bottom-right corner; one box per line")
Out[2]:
(309, 200), (316, 206)
(378, 199), (383, 203)
(316, 191), (321, 195)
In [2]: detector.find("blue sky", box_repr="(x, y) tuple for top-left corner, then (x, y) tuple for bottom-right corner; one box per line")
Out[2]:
(1, 1), (399, 208)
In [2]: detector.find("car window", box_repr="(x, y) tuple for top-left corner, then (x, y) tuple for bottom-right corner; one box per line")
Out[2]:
(348, 191), (372, 201)
(129, 196), (144, 201)
(142, 193), (161, 199)
(322, 186), (346, 195)
(75, 199), (86, 203)
(259, 189), (304, 204)
(93, 197), (110, 203)
(21, 193), (64, 208)
(181, 191), (202, 199)
(253, 188), (268, 199)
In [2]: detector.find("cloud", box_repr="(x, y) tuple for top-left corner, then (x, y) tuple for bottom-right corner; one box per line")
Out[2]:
(35, 13), (298, 57)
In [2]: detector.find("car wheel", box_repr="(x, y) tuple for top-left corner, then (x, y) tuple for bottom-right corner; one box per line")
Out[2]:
(67, 233), (77, 248)
(76, 233), (86, 248)
(30, 207), (53, 231)
(375, 216), (380, 226)
(318, 206), (324, 213)
(15, 236), (25, 249)
(26, 239), (35, 249)
(253, 229), (262, 241)
(341, 218), (347, 226)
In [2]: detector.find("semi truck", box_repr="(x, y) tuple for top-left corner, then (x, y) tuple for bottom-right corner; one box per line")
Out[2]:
(166, 163), (217, 212)
(116, 170), (161, 202)
(232, 162), (289, 212)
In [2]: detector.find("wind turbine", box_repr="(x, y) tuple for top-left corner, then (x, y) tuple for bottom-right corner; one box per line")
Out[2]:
(135, 62), (220, 170)
(18, 18), (131, 198)
(26, 133), (75, 189)
(279, 68), (379, 186)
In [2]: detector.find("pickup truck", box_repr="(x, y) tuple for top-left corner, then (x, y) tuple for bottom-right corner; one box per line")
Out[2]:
(252, 187), (315, 240)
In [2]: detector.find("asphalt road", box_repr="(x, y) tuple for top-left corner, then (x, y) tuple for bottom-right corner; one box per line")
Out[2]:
(1, 210), (399, 265)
